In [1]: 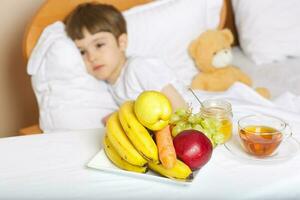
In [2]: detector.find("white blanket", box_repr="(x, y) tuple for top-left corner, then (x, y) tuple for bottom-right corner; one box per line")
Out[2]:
(232, 47), (300, 98)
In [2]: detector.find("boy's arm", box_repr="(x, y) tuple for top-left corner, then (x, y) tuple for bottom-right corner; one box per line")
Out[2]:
(161, 84), (187, 111)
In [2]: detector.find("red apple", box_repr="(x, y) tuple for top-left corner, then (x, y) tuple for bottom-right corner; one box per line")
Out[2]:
(173, 130), (213, 170)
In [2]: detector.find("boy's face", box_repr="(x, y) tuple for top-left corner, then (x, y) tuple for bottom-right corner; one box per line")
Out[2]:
(75, 28), (127, 83)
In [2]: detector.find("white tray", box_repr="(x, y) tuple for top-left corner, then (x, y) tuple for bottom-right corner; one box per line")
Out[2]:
(87, 149), (199, 186)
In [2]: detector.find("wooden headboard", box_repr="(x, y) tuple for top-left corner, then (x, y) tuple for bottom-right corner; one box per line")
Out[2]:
(23, 0), (237, 60)
(20, 0), (237, 135)
(219, 0), (238, 45)
(23, 0), (152, 59)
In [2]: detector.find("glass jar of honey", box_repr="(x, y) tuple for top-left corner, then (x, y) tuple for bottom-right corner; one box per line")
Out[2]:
(200, 99), (233, 144)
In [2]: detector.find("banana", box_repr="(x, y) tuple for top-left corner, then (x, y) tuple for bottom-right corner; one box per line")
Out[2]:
(118, 101), (159, 163)
(148, 159), (193, 181)
(103, 134), (148, 173)
(106, 112), (147, 167)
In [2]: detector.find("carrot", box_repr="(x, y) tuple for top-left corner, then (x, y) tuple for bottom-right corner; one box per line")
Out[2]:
(155, 125), (177, 169)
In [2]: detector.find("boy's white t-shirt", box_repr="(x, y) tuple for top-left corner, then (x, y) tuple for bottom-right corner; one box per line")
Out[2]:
(108, 56), (188, 105)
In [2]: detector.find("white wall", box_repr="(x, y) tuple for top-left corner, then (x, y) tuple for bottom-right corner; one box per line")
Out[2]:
(0, 0), (45, 137)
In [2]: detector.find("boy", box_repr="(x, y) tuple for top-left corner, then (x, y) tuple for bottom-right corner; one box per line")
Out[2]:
(65, 3), (187, 113)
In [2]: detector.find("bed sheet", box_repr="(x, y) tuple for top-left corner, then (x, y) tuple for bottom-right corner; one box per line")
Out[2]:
(232, 47), (300, 98)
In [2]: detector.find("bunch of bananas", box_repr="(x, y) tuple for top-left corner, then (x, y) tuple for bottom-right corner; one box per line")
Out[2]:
(104, 100), (193, 181)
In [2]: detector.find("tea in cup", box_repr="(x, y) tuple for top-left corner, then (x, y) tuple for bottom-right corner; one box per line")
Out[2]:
(238, 114), (292, 157)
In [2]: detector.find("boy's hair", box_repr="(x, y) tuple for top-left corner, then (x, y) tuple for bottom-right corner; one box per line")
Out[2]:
(65, 2), (127, 40)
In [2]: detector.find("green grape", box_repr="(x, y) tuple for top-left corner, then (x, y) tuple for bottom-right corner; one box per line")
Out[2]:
(200, 118), (220, 132)
(187, 114), (198, 124)
(200, 119), (209, 130)
(176, 121), (188, 128)
(169, 114), (181, 125)
(192, 124), (205, 132)
(212, 133), (225, 145)
(171, 121), (194, 137)
(171, 125), (184, 137)
(189, 113), (203, 124)
(183, 123), (192, 131)
(174, 108), (188, 117)
(193, 113), (203, 123)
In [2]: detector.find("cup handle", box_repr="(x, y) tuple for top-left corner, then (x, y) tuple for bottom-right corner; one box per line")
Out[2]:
(283, 123), (293, 140)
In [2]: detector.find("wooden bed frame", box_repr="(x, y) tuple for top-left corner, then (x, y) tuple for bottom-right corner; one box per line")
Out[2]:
(19, 0), (237, 135)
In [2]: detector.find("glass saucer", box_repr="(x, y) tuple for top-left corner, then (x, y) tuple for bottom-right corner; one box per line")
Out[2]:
(223, 134), (300, 163)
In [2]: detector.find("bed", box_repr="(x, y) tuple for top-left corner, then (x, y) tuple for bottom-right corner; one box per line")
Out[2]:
(20, 0), (228, 134)
(2, 0), (300, 199)
(20, 0), (300, 132)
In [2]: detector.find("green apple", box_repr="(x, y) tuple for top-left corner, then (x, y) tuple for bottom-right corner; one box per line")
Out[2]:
(134, 91), (172, 131)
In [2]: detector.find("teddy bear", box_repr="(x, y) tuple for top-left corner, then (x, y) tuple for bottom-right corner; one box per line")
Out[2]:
(189, 29), (270, 99)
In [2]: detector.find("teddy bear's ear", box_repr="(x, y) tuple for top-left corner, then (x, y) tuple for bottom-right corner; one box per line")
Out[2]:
(189, 40), (198, 58)
(222, 29), (234, 45)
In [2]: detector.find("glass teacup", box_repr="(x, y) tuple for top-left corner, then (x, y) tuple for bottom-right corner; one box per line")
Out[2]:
(238, 114), (292, 157)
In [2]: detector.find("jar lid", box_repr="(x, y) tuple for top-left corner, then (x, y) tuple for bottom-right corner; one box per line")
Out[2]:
(200, 99), (232, 117)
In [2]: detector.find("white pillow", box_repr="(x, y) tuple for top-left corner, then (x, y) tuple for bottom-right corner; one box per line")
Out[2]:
(123, 0), (223, 85)
(27, 22), (117, 132)
(232, 0), (300, 65)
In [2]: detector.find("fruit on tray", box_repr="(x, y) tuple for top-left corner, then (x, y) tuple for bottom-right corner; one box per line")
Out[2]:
(103, 135), (148, 173)
(173, 130), (213, 170)
(148, 159), (193, 181)
(102, 91), (215, 182)
(119, 101), (159, 163)
(134, 91), (172, 131)
(106, 112), (147, 166)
